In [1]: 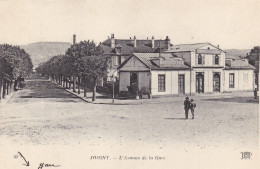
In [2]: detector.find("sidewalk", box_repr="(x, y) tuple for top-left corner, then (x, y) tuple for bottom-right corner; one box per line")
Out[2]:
(55, 82), (258, 105)
(0, 91), (16, 105)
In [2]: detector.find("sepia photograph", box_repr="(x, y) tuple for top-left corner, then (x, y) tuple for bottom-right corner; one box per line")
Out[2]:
(0, 0), (259, 169)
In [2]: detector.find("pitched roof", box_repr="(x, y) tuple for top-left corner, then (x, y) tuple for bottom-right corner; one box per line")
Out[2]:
(167, 42), (225, 53)
(101, 38), (172, 55)
(225, 59), (255, 70)
(118, 53), (190, 70)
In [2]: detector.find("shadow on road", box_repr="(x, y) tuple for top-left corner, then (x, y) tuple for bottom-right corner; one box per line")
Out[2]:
(164, 117), (187, 120)
(201, 97), (259, 104)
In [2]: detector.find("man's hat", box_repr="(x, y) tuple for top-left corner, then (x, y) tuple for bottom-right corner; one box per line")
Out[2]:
(190, 99), (194, 101)
(185, 97), (189, 100)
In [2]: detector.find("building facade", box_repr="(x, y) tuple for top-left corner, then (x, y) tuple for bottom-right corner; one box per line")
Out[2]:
(246, 46), (259, 90)
(118, 53), (190, 96)
(118, 43), (255, 96)
(100, 34), (172, 82)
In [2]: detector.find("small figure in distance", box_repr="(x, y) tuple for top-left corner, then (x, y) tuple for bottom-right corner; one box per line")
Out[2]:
(254, 88), (258, 100)
(190, 99), (196, 119)
(184, 97), (190, 119)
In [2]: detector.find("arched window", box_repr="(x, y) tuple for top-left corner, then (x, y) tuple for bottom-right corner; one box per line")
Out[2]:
(198, 54), (202, 65)
(215, 54), (219, 65)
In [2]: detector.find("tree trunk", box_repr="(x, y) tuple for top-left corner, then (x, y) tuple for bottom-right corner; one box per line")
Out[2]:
(69, 77), (72, 90)
(0, 78), (2, 100)
(92, 78), (97, 101)
(73, 76), (76, 92)
(10, 81), (12, 93)
(65, 77), (68, 89)
(2, 79), (6, 99)
(84, 80), (87, 98)
(63, 76), (66, 87)
(60, 76), (62, 85)
(78, 76), (80, 94)
(6, 81), (9, 95)
(56, 76), (58, 84)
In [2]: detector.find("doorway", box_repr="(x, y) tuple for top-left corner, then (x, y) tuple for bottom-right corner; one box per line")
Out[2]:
(196, 72), (204, 93)
(178, 74), (185, 94)
(213, 73), (220, 92)
(130, 72), (138, 87)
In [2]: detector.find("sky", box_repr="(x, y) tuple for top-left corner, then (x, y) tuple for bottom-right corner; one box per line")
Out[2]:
(0, 0), (259, 49)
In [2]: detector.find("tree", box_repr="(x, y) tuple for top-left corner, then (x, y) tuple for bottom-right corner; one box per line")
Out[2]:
(65, 40), (108, 100)
(0, 44), (33, 99)
(35, 40), (108, 102)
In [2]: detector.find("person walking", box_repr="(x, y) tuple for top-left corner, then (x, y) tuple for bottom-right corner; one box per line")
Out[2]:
(190, 99), (196, 119)
(184, 97), (190, 119)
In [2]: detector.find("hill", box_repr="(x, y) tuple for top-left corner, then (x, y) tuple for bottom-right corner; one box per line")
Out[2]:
(21, 42), (71, 68)
(224, 49), (250, 59)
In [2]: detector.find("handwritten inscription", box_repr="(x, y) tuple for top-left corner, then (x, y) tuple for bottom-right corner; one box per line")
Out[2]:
(14, 151), (60, 169)
(14, 152), (30, 166)
(38, 163), (61, 169)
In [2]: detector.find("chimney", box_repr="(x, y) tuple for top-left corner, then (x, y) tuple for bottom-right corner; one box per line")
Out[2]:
(165, 36), (171, 50)
(111, 33), (115, 48)
(217, 44), (219, 48)
(73, 34), (76, 45)
(133, 36), (137, 47)
(152, 36), (155, 48)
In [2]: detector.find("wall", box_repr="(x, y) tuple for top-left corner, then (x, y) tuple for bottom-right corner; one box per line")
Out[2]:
(190, 44), (225, 67)
(138, 72), (150, 90)
(119, 72), (130, 91)
(151, 70), (191, 96)
(223, 69), (254, 92)
(120, 56), (149, 71)
(119, 56), (150, 92)
(192, 69), (225, 93)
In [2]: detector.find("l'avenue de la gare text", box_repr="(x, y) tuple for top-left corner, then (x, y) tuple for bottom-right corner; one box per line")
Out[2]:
(90, 156), (166, 160)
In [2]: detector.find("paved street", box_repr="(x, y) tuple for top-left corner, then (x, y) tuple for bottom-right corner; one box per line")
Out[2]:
(0, 78), (258, 149)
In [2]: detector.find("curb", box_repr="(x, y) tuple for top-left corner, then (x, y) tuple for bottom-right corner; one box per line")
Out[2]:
(53, 83), (92, 103)
(64, 88), (91, 103)
(0, 91), (17, 105)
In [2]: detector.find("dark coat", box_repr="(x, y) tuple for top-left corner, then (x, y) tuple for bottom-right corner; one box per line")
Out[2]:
(190, 102), (196, 110)
(184, 100), (190, 109)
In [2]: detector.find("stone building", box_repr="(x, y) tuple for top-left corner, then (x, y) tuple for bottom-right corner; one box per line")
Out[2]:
(100, 34), (172, 82)
(117, 43), (255, 96)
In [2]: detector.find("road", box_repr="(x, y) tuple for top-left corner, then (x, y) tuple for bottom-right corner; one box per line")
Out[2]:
(0, 78), (258, 149)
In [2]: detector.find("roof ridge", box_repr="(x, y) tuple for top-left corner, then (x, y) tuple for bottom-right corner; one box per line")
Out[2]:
(173, 42), (209, 46)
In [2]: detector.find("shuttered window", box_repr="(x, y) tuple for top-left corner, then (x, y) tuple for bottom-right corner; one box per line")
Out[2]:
(198, 54), (202, 65)
(229, 73), (235, 88)
(215, 54), (219, 65)
(158, 75), (165, 92)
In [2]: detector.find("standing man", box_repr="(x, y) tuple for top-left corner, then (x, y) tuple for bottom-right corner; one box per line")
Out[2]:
(184, 97), (190, 119)
(190, 99), (196, 119)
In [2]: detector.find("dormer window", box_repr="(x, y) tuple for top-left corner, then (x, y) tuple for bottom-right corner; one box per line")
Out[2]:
(207, 47), (210, 50)
(215, 54), (219, 65)
(115, 44), (122, 55)
(198, 54), (202, 65)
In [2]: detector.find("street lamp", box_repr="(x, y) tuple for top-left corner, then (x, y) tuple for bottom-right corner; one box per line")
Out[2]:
(111, 70), (118, 103)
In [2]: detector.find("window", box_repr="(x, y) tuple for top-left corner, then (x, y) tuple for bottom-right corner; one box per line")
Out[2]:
(229, 73), (235, 88)
(158, 75), (165, 92)
(113, 56), (118, 66)
(215, 54), (219, 65)
(198, 54), (202, 65)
